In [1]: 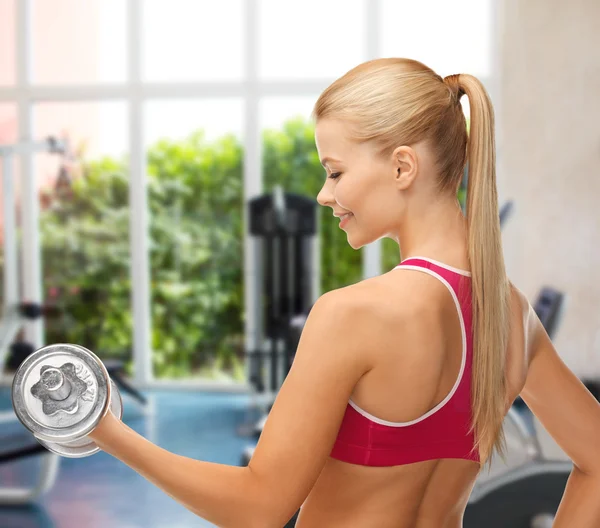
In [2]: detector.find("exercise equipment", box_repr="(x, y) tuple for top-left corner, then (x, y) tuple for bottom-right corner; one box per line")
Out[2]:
(11, 343), (123, 458)
(2, 303), (62, 372)
(0, 442), (59, 506)
(18, 302), (61, 320)
(0, 136), (67, 376)
(6, 342), (35, 371)
(238, 186), (317, 439)
(246, 186), (317, 396)
(512, 286), (564, 413)
(499, 200), (514, 226)
(0, 136), (142, 505)
(104, 359), (148, 406)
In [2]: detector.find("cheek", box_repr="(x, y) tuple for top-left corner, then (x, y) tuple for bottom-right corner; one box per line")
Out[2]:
(333, 182), (354, 209)
(337, 174), (366, 207)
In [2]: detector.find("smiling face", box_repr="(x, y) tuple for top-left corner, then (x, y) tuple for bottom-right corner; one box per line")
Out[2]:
(314, 118), (428, 249)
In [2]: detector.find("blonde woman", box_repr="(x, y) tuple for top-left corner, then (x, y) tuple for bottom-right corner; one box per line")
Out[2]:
(90, 58), (600, 528)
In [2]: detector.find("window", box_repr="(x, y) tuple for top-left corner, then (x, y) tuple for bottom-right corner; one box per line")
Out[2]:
(142, 0), (244, 82)
(0, 0), (496, 387)
(258, 0), (366, 80)
(0, 103), (18, 319)
(380, 0), (494, 78)
(34, 101), (131, 364)
(0, 0), (16, 86)
(32, 0), (127, 84)
(145, 99), (244, 380)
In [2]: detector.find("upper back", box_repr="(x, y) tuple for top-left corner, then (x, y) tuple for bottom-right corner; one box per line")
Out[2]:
(350, 257), (532, 422)
(297, 257), (534, 528)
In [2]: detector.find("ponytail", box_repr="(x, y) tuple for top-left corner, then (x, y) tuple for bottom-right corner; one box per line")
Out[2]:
(448, 74), (512, 472)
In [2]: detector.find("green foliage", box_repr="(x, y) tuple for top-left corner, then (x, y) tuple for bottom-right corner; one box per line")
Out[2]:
(31, 119), (362, 381)
(2, 116), (466, 380)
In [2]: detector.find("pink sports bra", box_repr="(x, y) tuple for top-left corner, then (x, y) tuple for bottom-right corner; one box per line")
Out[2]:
(329, 256), (480, 467)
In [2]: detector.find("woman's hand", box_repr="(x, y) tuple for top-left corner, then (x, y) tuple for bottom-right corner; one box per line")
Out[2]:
(88, 407), (122, 448)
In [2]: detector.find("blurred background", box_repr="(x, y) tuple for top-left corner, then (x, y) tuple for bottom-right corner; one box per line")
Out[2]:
(0, 0), (598, 527)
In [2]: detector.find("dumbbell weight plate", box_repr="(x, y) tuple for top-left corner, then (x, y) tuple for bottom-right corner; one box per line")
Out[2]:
(39, 378), (123, 458)
(12, 343), (112, 445)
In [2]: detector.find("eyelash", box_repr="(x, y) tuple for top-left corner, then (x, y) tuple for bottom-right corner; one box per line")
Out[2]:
(328, 172), (342, 180)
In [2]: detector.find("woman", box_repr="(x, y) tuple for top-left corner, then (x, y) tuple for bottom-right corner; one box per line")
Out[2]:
(89, 58), (600, 527)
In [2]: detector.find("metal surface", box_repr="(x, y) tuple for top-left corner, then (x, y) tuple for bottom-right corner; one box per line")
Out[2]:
(530, 513), (555, 528)
(468, 460), (573, 504)
(39, 378), (123, 458)
(12, 343), (110, 444)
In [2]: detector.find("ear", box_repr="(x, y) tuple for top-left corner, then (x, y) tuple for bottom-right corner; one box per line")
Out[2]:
(392, 146), (418, 190)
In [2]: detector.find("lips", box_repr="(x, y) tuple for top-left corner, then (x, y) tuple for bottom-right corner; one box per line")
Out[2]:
(339, 213), (353, 228)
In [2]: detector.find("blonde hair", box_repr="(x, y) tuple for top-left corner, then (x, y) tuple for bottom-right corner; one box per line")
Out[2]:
(311, 58), (511, 471)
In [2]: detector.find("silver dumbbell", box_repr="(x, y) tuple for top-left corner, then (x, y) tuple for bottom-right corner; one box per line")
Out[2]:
(11, 343), (123, 458)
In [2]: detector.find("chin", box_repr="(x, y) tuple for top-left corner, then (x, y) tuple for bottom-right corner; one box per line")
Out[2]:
(344, 220), (382, 249)
(346, 233), (375, 250)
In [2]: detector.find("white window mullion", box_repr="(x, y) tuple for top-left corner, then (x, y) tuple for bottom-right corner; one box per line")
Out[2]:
(243, 0), (262, 390)
(1, 82), (338, 103)
(363, 0), (382, 279)
(0, 87), (18, 100)
(17, 0), (44, 349)
(128, 0), (152, 386)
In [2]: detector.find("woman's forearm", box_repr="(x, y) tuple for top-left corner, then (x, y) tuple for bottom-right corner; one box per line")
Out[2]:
(93, 417), (266, 528)
(553, 467), (600, 527)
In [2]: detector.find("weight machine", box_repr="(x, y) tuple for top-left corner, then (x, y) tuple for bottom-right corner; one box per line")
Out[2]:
(0, 137), (66, 375)
(0, 135), (148, 504)
(0, 136), (66, 505)
(239, 186), (318, 437)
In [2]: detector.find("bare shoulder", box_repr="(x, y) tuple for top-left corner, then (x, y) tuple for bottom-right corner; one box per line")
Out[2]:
(332, 272), (443, 351)
(507, 281), (540, 367)
(327, 274), (420, 323)
(352, 267), (446, 314)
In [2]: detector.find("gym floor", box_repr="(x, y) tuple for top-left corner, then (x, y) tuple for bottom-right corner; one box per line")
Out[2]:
(0, 388), (254, 528)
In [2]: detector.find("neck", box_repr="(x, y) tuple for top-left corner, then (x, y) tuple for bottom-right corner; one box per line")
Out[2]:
(395, 198), (468, 264)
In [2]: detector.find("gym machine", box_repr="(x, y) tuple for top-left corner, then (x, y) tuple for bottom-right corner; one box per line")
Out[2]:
(0, 137), (147, 408)
(239, 186), (318, 438)
(0, 136), (148, 504)
(0, 137), (67, 375)
(0, 136), (66, 505)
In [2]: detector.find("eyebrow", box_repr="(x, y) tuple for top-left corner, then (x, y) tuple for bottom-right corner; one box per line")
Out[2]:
(320, 156), (341, 167)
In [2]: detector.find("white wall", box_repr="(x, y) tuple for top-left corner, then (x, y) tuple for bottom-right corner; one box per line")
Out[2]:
(498, 0), (600, 376)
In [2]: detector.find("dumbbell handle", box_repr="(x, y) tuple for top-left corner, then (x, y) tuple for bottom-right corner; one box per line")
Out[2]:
(40, 367), (72, 402)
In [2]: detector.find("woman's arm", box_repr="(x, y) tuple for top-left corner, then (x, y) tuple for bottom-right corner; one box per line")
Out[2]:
(89, 289), (375, 528)
(520, 299), (600, 526)
(89, 409), (261, 528)
(552, 468), (600, 527)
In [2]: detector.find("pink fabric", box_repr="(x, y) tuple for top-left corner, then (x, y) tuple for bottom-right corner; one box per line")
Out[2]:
(329, 258), (480, 466)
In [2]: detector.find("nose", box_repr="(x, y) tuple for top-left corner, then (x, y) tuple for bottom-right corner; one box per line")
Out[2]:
(316, 182), (333, 208)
